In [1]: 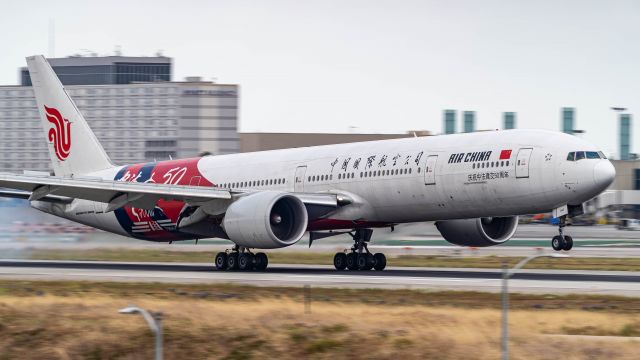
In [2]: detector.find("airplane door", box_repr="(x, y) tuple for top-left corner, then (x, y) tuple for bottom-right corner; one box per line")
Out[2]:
(294, 166), (307, 192)
(424, 155), (438, 185)
(515, 148), (533, 178)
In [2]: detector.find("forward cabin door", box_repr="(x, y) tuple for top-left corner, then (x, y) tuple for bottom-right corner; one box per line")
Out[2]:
(515, 148), (533, 178)
(424, 155), (438, 185)
(294, 166), (307, 192)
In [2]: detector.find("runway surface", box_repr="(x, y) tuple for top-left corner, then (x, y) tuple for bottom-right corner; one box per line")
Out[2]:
(1, 260), (639, 296)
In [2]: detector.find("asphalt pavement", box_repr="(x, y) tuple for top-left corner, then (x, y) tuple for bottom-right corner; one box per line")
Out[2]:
(1, 260), (639, 296)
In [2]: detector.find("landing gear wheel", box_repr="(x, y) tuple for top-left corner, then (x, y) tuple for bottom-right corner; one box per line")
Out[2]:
(356, 254), (368, 270)
(373, 253), (387, 271)
(346, 253), (358, 270)
(563, 235), (573, 251)
(238, 253), (254, 271)
(254, 252), (268, 271)
(363, 254), (375, 270)
(214, 252), (228, 270)
(333, 253), (347, 270)
(551, 235), (563, 251)
(227, 253), (239, 270)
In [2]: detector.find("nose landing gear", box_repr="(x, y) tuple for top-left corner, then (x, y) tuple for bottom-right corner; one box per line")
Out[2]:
(551, 215), (573, 251)
(333, 228), (387, 271)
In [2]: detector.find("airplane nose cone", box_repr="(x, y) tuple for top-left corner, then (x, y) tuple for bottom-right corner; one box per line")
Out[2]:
(593, 161), (615, 188)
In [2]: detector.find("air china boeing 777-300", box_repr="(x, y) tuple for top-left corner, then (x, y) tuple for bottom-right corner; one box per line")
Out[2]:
(0, 56), (616, 271)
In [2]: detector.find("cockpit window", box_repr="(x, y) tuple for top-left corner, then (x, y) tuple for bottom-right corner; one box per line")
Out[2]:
(568, 151), (606, 161)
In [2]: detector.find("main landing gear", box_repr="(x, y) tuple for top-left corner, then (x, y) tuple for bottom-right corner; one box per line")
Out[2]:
(333, 228), (387, 271)
(551, 215), (573, 251)
(215, 245), (269, 271)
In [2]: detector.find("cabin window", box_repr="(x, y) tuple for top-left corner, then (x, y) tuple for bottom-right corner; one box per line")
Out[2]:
(566, 152), (575, 161)
(575, 151), (585, 161)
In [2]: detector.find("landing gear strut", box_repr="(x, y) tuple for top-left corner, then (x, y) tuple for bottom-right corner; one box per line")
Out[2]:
(215, 245), (269, 271)
(551, 215), (573, 251)
(333, 229), (387, 271)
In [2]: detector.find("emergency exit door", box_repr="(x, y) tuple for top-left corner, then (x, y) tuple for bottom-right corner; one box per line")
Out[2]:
(515, 148), (533, 178)
(424, 155), (438, 185)
(294, 166), (307, 192)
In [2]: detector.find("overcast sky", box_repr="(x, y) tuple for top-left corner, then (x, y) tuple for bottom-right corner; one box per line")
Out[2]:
(1, 0), (638, 158)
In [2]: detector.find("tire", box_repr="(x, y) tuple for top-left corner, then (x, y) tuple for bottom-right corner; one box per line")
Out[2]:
(238, 253), (254, 271)
(346, 253), (358, 270)
(551, 235), (563, 251)
(356, 254), (368, 270)
(363, 254), (375, 270)
(254, 252), (268, 271)
(563, 235), (573, 251)
(227, 253), (239, 270)
(333, 253), (347, 270)
(214, 252), (228, 270)
(373, 253), (387, 271)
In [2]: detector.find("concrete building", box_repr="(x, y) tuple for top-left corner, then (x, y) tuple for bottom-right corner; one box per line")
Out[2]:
(463, 111), (475, 133)
(20, 56), (171, 86)
(561, 107), (575, 134)
(619, 113), (632, 160)
(443, 110), (456, 134)
(610, 160), (640, 191)
(0, 56), (239, 173)
(503, 112), (516, 129)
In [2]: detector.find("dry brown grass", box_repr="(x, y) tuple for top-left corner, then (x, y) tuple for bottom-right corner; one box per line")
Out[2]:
(0, 281), (639, 359)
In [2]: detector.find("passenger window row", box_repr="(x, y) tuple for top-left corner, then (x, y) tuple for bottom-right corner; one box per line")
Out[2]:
(309, 174), (334, 182)
(472, 161), (509, 169)
(361, 168), (415, 178)
(219, 178), (286, 189)
(308, 167), (418, 183)
(566, 151), (606, 161)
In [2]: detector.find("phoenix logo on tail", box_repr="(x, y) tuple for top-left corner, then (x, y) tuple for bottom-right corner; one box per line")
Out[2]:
(44, 105), (71, 161)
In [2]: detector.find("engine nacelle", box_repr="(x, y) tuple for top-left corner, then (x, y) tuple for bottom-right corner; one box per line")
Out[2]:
(222, 191), (308, 249)
(435, 216), (518, 247)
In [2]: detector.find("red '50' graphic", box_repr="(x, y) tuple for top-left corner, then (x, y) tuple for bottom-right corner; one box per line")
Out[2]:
(44, 106), (71, 161)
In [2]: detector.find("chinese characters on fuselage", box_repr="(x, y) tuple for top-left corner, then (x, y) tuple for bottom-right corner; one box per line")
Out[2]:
(330, 151), (425, 172)
(467, 171), (509, 183)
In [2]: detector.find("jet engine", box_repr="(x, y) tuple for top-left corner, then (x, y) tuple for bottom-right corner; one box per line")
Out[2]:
(435, 216), (518, 247)
(222, 191), (308, 249)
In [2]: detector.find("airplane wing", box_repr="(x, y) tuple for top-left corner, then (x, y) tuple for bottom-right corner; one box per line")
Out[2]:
(0, 173), (342, 213)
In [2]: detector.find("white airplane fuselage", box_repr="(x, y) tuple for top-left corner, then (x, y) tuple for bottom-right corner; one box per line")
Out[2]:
(32, 129), (615, 243)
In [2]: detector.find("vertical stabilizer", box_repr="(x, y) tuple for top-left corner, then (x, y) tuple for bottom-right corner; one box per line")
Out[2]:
(26, 55), (114, 176)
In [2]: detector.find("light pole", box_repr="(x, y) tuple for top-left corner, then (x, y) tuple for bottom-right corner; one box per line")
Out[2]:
(501, 253), (569, 360)
(119, 306), (163, 360)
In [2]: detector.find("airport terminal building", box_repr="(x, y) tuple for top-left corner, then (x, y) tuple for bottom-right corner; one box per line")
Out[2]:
(0, 55), (239, 173)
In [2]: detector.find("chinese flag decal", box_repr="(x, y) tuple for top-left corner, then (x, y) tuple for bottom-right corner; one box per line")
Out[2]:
(499, 149), (512, 160)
